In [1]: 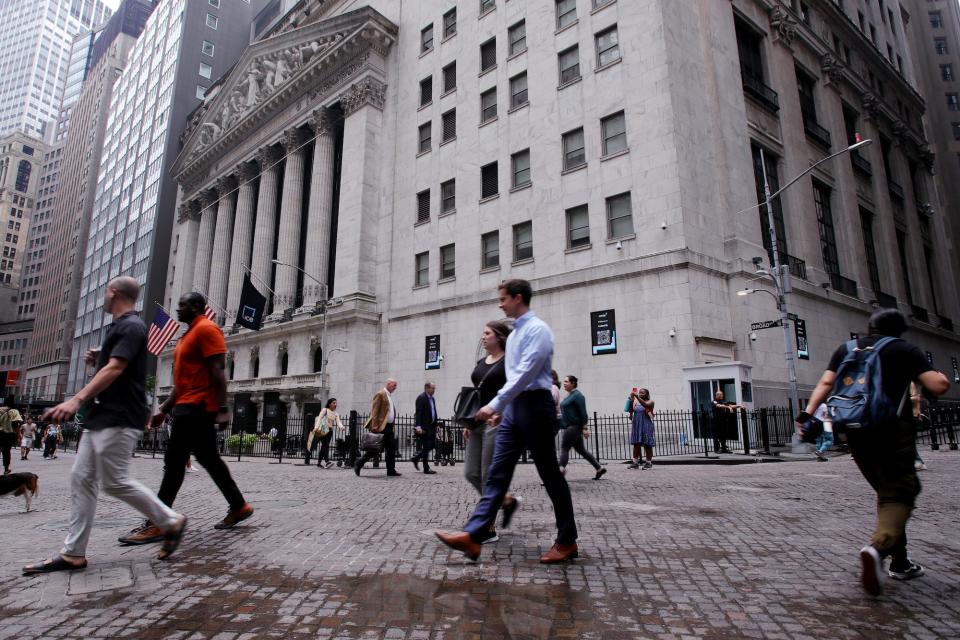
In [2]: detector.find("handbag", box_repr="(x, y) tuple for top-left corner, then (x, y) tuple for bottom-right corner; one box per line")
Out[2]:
(623, 398), (633, 413)
(316, 409), (331, 437)
(453, 358), (501, 424)
(361, 430), (385, 452)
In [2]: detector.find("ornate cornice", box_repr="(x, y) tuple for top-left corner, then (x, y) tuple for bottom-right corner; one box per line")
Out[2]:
(236, 160), (258, 183)
(216, 175), (237, 195)
(256, 145), (282, 169)
(249, 345), (259, 359)
(768, 4), (798, 48)
(819, 53), (844, 87)
(340, 76), (386, 116)
(177, 200), (200, 223)
(282, 127), (310, 151)
(277, 340), (289, 355)
(312, 107), (335, 135)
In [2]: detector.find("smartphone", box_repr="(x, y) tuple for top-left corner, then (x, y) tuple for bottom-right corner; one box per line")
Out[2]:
(631, 387), (638, 394)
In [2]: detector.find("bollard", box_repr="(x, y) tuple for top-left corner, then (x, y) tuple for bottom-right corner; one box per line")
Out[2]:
(238, 430), (244, 462)
(739, 408), (750, 455)
(592, 412), (601, 464)
(759, 408), (771, 455)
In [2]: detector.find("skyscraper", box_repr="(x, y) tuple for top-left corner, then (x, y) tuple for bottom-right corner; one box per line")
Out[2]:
(0, 0), (112, 139)
(66, 0), (263, 395)
(23, 0), (156, 403)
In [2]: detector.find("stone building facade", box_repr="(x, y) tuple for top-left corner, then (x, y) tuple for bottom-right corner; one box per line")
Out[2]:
(158, 0), (960, 430)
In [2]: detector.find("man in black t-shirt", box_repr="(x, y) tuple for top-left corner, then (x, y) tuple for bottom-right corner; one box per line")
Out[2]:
(23, 277), (187, 575)
(796, 308), (949, 596)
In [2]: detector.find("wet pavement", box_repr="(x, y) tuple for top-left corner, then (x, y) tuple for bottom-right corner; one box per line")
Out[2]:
(0, 449), (958, 639)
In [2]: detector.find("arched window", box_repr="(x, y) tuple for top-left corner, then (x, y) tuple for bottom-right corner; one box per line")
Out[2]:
(280, 352), (289, 376)
(252, 357), (259, 378)
(15, 160), (31, 192)
(312, 347), (322, 373)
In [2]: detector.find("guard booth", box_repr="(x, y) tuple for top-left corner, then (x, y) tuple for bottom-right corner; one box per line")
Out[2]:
(682, 362), (754, 447)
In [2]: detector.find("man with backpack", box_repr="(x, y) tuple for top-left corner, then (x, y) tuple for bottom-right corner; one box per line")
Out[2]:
(796, 308), (949, 595)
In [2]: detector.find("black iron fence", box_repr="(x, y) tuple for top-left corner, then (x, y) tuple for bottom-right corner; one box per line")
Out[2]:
(49, 404), (960, 463)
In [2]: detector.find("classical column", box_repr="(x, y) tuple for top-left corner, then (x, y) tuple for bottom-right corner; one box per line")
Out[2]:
(250, 146), (281, 304)
(302, 108), (337, 307)
(176, 200), (201, 300)
(207, 175), (238, 323)
(226, 162), (258, 325)
(273, 127), (309, 310)
(192, 189), (218, 294)
(333, 78), (387, 298)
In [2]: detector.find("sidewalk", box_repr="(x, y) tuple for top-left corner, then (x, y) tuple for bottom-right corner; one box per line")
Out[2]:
(0, 449), (957, 639)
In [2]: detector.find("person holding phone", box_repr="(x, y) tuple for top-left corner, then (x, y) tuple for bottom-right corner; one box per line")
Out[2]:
(628, 388), (655, 469)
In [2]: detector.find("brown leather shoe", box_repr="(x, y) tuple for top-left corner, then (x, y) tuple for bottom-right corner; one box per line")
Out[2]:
(539, 543), (578, 564)
(434, 530), (481, 561)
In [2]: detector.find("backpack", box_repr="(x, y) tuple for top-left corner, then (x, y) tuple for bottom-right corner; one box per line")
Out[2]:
(825, 337), (908, 429)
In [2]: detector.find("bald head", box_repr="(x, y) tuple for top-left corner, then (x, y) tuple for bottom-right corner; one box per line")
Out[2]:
(108, 276), (140, 303)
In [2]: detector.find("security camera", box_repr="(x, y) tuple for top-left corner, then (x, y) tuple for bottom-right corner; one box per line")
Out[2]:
(751, 256), (764, 266)
(660, 220), (667, 230)
(615, 240), (622, 251)
(750, 331), (758, 342)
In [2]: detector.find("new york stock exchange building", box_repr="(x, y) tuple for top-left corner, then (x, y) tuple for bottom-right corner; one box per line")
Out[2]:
(157, 0), (960, 432)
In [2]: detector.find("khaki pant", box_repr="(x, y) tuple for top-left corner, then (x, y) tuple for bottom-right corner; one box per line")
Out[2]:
(846, 419), (920, 562)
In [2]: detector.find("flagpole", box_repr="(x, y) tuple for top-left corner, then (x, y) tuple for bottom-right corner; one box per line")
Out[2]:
(241, 263), (279, 298)
(153, 300), (173, 315)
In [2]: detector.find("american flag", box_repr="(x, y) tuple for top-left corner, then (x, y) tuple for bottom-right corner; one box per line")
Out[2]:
(147, 308), (179, 355)
(204, 304), (217, 321)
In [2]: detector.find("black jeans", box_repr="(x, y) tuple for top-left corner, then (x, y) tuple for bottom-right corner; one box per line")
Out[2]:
(411, 424), (436, 470)
(305, 431), (333, 465)
(558, 424), (601, 470)
(158, 406), (246, 511)
(357, 423), (397, 473)
(0, 431), (15, 470)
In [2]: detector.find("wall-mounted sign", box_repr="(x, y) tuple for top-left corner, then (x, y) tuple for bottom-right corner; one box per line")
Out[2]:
(795, 318), (809, 360)
(590, 310), (617, 355)
(425, 335), (441, 370)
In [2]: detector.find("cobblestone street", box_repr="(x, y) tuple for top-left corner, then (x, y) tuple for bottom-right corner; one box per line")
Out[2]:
(0, 449), (958, 639)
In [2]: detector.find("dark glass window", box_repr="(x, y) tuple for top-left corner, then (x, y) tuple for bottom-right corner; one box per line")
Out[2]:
(481, 162), (498, 198)
(813, 181), (839, 275)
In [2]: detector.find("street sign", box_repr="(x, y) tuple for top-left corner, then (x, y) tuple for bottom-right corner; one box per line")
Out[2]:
(750, 319), (782, 331)
(795, 318), (809, 360)
(590, 309), (617, 355)
(424, 335), (441, 370)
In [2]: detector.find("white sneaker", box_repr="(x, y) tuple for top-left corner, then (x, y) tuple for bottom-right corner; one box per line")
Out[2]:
(859, 545), (884, 595)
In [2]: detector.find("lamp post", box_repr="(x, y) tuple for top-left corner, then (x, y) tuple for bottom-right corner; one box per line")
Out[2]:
(271, 259), (330, 389)
(741, 138), (872, 413)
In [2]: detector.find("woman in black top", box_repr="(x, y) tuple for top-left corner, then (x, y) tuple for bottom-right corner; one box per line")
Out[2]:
(464, 320), (519, 543)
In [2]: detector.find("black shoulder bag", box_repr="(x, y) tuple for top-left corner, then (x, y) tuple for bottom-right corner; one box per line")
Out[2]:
(453, 359), (501, 424)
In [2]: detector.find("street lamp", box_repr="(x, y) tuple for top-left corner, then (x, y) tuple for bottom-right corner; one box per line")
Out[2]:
(271, 259), (331, 390)
(740, 138), (873, 413)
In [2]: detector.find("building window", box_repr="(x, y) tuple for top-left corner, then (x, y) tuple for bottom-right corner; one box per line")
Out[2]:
(606, 192), (634, 239)
(421, 24), (434, 53)
(935, 38), (948, 55)
(480, 0), (495, 15)
(482, 231), (499, 269)
(948, 93), (960, 111)
(593, 0), (615, 9)
(566, 205), (590, 249)
(441, 179), (456, 213)
(556, 0), (577, 30)
(813, 181), (839, 275)
(415, 252), (429, 286)
(512, 149), (531, 187)
(952, 122), (960, 140)
(510, 72), (528, 109)
(418, 122), (432, 153)
(601, 111), (627, 155)
(202, 40), (215, 56)
(205, 13), (218, 29)
(440, 244), (456, 279)
(751, 144), (789, 266)
(562, 128), (586, 170)
(199, 63), (212, 79)
(443, 7), (457, 39)
(419, 76), (432, 107)
(417, 190), (430, 223)
(442, 62), (456, 93)
(895, 230), (913, 304)
(595, 26), (621, 67)
(196, 84), (207, 99)
(481, 162), (498, 198)
(942, 64), (954, 81)
(208, 0), (220, 6)
(14, 161), (31, 192)
(442, 109), (457, 142)
(480, 88), (497, 123)
(930, 11), (943, 29)
(558, 46), (580, 85)
(480, 38), (497, 73)
(508, 20), (526, 56)
(513, 222), (533, 261)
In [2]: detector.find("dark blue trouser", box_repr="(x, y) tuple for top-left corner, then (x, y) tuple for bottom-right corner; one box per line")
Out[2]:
(464, 390), (578, 544)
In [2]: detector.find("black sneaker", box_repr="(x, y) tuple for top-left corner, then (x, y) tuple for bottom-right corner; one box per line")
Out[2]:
(814, 450), (828, 462)
(476, 529), (500, 545)
(859, 545), (884, 595)
(501, 496), (522, 529)
(889, 560), (924, 580)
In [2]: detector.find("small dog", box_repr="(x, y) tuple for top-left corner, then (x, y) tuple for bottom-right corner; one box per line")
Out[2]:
(0, 472), (39, 512)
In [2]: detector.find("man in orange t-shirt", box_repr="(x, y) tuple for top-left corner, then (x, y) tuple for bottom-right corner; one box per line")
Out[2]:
(119, 292), (252, 545)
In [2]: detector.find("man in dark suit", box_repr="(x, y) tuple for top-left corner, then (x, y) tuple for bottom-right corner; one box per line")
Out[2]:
(411, 382), (438, 474)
